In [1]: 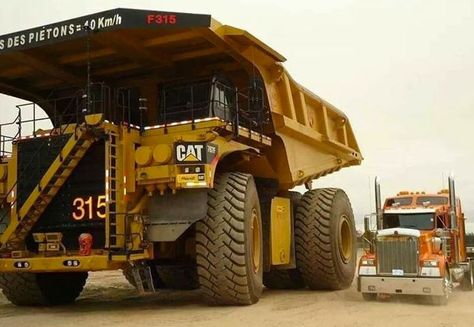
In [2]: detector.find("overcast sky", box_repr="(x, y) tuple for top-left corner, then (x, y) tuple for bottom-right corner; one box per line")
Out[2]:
(1, 0), (473, 231)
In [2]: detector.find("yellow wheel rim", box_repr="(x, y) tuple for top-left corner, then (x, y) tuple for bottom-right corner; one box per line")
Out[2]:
(339, 215), (352, 263)
(251, 208), (261, 273)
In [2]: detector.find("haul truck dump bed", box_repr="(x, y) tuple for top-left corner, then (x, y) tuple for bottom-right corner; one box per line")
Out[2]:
(0, 8), (362, 306)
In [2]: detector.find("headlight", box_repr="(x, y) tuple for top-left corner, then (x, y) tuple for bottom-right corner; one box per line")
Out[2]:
(361, 259), (375, 266)
(423, 260), (439, 267)
(421, 267), (441, 277)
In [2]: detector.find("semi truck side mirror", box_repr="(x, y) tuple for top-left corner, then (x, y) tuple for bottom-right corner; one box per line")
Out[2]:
(364, 213), (378, 233)
(363, 213), (377, 251)
(364, 215), (370, 233)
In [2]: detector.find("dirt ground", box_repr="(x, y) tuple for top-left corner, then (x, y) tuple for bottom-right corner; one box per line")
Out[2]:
(0, 270), (472, 327)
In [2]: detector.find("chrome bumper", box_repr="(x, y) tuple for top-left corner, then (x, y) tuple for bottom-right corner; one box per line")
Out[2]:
(358, 275), (445, 296)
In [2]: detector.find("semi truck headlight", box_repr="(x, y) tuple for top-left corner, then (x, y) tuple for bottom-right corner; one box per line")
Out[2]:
(421, 267), (441, 277)
(359, 265), (376, 276)
(361, 259), (375, 266)
(423, 260), (439, 267)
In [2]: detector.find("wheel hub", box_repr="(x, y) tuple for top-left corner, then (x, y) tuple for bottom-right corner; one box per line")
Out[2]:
(251, 208), (261, 273)
(338, 215), (352, 263)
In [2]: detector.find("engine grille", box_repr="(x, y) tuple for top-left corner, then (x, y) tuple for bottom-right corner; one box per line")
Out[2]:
(377, 236), (419, 276)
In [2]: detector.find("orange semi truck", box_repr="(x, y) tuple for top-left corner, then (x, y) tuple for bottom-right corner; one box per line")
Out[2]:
(358, 177), (473, 304)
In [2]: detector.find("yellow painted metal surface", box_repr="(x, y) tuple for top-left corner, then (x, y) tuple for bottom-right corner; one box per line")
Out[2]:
(210, 24), (362, 188)
(0, 11), (362, 190)
(0, 254), (124, 273)
(0, 10), (364, 272)
(152, 144), (172, 164)
(0, 126), (94, 250)
(135, 146), (153, 166)
(0, 163), (7, 197)
(137, 165), (173, 184)
(270, 197), (291, 265)
(121, 125), (140, 195)
(0, 164), (6, 181)
(84, 113), (104, 126)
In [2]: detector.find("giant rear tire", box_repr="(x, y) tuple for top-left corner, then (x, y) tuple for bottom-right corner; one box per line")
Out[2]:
(0, 272), (87, 306)
(196, 172), (263, 305)
(295, 188), (356, 290)
(263, 269), (305, 289)
(263, 191), (305, 289)
(157, 265), (199, 290)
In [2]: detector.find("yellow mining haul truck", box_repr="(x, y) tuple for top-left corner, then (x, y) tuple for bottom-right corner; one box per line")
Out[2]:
(0, 9), (362, 306)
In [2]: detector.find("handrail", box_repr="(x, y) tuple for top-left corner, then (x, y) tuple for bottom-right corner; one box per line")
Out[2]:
(0, 83), (136, 232)
(159, 79), (270, 138)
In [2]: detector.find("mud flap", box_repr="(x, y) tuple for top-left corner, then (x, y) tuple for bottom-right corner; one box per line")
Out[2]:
(146, 189), (207, 242)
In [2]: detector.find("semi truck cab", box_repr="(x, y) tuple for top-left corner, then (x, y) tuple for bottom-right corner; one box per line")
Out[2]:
(358, 178), (473, 304)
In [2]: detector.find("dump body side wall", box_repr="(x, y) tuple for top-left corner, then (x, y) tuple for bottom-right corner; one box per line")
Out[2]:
(213, 25), (362, 189)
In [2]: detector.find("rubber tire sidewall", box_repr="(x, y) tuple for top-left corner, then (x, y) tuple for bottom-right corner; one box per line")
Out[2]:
(243, 176), (264, 303)
(331, 191), (357, 287)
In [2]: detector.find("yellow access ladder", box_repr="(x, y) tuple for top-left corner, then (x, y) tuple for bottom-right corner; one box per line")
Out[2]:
(1, 126), (94, 250)
(105, 129), (120, 250)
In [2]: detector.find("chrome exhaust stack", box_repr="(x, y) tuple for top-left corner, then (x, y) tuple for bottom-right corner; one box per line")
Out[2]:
(448, 175), (458, 262)
(448, 175), (457, 229)
(375, 176), (383, 230)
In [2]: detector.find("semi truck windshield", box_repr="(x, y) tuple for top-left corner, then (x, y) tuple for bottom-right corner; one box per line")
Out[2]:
(383, 213), (434, 230)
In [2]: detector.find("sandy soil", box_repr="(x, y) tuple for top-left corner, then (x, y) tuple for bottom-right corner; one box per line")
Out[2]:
(0, 270), (472, 327)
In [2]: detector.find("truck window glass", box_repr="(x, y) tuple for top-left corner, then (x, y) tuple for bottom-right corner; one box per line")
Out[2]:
(415, 196), (448, 205)
(383, 213), (434, 230)
(385, 197), (412, 206)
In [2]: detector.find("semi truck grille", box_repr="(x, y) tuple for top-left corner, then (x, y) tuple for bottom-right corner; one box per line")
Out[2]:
(376, 236), (419, 276)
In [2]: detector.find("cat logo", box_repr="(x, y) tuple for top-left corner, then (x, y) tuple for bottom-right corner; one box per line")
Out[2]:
(175, 143), (204, 162)
(174, 142), (218, 163)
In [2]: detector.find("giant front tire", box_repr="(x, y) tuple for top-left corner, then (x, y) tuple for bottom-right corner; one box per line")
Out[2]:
(295, 188), (356, 290)
(157, 265), (199, 290)
(196, 172), (263, 305)
(0, 272), (87, 306)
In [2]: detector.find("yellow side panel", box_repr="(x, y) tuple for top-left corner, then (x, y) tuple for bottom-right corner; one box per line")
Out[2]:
(270, 197), (291, 265)
(0, 163), (7, 196)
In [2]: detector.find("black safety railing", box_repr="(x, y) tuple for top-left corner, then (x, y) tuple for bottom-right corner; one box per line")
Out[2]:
(159, 78), (270, 137)
(0, 83), (135, 233)
(0, 111), (21, 158)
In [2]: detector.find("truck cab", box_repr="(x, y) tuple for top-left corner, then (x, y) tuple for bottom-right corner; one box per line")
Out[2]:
(358, 178), (473, 304)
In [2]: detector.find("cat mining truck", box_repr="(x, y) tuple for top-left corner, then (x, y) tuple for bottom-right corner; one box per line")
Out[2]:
(0, 8), (362, 306)
(358, 177), (473, 305)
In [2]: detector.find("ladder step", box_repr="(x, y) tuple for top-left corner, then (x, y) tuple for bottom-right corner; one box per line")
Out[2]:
(131, 266), (155, 294)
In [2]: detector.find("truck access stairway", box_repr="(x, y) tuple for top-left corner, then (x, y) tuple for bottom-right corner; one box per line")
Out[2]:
(106, 129), (120, 250)
(1, 126), (94, 251)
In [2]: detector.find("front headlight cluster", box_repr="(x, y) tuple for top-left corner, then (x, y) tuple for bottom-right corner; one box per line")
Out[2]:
(423, 260), (439, 267)
(359, 258), (376, 276)
(361, 259), (375, 266)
